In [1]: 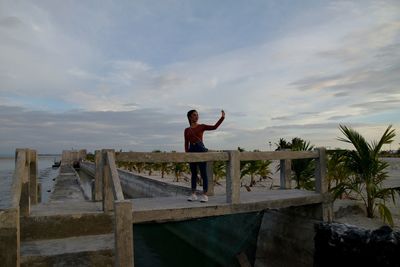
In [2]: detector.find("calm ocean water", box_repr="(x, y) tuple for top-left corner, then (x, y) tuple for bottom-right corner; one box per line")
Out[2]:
(0, 155), (60, 208)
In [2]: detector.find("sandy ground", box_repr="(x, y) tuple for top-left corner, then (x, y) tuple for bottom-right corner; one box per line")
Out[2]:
(127, 158), (400, 231)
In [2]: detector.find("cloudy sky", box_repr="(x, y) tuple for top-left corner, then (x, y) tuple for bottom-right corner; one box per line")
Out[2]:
(0, 0), (399, 154)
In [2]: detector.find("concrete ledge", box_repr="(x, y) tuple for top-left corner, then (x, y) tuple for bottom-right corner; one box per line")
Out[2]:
(255, 207), (320, 267)
(0, 226), (19, 266)
(131, 190), (323, 223)
(0, 208), (19, 266)
(81, 162), (193, 198)
(21, 234), (114, 267)
(21, 213), (113, 241)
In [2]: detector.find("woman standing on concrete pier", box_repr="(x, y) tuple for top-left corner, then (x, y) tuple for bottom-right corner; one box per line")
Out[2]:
(184, 109), (225, 202)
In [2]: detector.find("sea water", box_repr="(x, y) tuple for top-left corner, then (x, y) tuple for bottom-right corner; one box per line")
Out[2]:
(0, 155), (60, 208)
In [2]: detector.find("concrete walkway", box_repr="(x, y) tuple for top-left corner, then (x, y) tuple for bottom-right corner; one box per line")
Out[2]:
(49, 165), (86, 202)
(30, 187), (323, 224)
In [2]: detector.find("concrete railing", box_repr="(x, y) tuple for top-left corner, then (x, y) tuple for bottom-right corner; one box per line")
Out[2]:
(0, 148), (38, 266)
(93, 147), (329, 267)
(114, 148), (328, 204)
(95, 149), (134, 267)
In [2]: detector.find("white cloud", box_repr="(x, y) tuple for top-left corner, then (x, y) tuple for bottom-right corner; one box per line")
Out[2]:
(0, 0), (399, 153)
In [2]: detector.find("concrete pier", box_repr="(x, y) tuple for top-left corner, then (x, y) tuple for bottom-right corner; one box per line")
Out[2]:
(2, 148), (332, 266)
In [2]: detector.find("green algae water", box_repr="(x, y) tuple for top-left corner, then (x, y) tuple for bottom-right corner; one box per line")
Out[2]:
(134, 211), (264, 267)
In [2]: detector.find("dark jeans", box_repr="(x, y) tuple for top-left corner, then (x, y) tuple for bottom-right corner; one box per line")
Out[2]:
(188, 143), (208, 193)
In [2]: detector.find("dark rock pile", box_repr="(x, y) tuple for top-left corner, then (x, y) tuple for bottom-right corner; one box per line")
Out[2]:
(314, 222), (400, 267)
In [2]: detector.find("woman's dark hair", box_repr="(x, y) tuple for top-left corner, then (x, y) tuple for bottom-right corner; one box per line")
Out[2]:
(187, 109), (197, 125)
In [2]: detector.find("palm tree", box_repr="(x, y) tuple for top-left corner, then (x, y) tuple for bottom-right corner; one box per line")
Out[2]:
(291, 138), (315, 190)
(275, 138), (291, 151)
(172, 162), (188, 182)
(333, 125), (398, 224)
(213, 161), (226, 185)
(144, 163), (154, 176)
(134, 162), (145, 173)
(326, 150), (350, 192)
(241, 160), (260, 186)
(276, 137), (315, 189)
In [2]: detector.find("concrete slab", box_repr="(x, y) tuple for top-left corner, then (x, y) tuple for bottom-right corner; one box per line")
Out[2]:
(30, 201), (102, 216)
(21, 234), (114, 267)
(21, 234), (114, 256)
(131, 189), (323, 223)
(29, 189), (323, 224)
(21, 212), (113, 241)
(48, 164), (87, 203)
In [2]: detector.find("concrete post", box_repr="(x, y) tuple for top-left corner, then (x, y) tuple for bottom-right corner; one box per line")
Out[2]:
(315, 147), (327, 194)
(114, 200), (134, 267)
(226, 150), (240, 204)
(79, 149), (87, 160)
(102, 149), (114, 213)
(61, 150), (71, 165)
(29, 149), (38, 205)
(315, 147), (333, 222)
(206, 161), (214, 196)
(94, 150), (103, 201)
(280, 159), (292, 189)
(18, 148), (30, 216)
(0, 207), (20, 266)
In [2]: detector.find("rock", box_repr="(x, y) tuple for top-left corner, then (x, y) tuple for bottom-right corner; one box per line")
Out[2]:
(314, 223), (400, 267)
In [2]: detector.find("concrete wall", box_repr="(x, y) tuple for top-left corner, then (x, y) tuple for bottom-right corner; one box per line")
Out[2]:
(80, 162), (192, 199)
(255, 205), (322, 267)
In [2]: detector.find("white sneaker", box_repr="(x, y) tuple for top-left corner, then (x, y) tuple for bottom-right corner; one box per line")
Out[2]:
(187, 193), (198, 201)
(199, 194), (208, 203)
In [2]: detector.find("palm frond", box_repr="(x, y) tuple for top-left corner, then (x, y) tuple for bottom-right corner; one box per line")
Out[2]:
(372, 125), (395, 156)
(377, 203), (394, 227)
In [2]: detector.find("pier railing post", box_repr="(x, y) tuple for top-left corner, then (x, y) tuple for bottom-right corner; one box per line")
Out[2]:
(114, 200), (134, 267)
(19, 148), (30, 216)
(102, 149), (114, 213)
(94, 150), (103, 201)
(206, 161), (214, 196)
(280, 159), (292, 189)
(315, 147), (333, 222)
(29, 149), (38, 205)
(79, 149), (87, 161)
(226, 150), (240, 204)
(0, 207), (20, 266)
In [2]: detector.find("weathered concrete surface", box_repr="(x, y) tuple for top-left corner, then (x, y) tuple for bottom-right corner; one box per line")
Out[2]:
(26, 188), (323, 225)
(255, 206), (322, 267)
(80, 162), (325, 223)
(21, 212), (113, 241)
(131, 189), (323, 223)
(0, 208), (20, 266)
(19, 165), (114, 266)
(21, 234), (114, 267)
(50, 165), (86, 202)
(29, 201), (102, 216)
(81, 161), (193, 198)
(114, 201), (133, 267)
